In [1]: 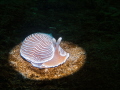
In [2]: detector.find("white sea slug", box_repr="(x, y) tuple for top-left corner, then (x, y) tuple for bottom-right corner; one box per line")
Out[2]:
(20, 33), (69, 68)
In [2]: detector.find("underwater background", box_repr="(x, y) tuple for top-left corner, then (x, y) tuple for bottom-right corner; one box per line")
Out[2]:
(0, 0), (119, 89)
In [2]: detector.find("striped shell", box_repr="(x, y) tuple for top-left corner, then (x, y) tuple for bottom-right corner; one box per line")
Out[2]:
(20, 33), (69, 68)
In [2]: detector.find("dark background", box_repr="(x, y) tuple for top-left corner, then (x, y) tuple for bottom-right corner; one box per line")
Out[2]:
(0, 0), (119, 89)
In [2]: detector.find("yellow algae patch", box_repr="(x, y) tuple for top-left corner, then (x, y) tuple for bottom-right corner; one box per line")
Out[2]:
(9, 41), (86, 80)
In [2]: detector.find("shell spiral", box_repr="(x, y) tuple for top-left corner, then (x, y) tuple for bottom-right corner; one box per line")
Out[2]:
(20, 33), (69, 68)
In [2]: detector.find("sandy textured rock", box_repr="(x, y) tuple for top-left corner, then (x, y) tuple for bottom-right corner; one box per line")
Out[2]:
(9, 41), (86, 80)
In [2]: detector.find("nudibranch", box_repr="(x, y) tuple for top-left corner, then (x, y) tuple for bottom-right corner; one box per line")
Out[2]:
(20, 33), (69, 68)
